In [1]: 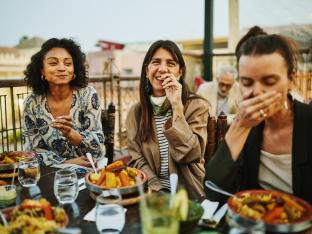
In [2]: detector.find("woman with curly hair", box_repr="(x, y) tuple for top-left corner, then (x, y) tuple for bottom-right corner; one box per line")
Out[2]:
(22, 38), (105, 167)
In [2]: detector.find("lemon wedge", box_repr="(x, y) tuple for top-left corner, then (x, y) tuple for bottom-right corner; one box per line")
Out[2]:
(173, 188), (189, 221)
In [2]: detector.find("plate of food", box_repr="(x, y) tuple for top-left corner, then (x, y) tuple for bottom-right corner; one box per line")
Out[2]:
(0, 151), (35, 171)
(85, 160), (147, 196)
(227, 190), (312, 233)
(0, 198), (68, 234)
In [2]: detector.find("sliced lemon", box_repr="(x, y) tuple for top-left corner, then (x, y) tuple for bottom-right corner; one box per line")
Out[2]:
(173, 188), (189, 221)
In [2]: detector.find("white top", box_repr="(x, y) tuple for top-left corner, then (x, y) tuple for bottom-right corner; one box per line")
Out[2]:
(258, 150), (293, 193)
(150, 95), (166, 106)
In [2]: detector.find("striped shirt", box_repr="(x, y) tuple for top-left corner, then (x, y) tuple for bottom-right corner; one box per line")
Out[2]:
(154, 110), (172, 191)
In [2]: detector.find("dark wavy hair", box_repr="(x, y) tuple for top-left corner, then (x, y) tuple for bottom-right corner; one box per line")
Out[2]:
(138, 40), (189, 142)
(235, 26), (299, 78)
(24, 38), (88, 94)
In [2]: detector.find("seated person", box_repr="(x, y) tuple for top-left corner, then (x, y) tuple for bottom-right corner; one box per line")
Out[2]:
(22, 38), (105, 167)
(197, 64), (240, 122)
(126, 40), (209, 199)
(205, 26), (312, 204)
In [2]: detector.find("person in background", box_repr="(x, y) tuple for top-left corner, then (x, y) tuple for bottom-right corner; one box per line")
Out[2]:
(126, 40), (209, 199)
(204, 26), (312, 204)
(22, 38), (105, 167)
(197, 64), (240, 122)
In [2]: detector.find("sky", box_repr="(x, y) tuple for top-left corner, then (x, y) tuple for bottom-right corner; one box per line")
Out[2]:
(0, 0), (311, 52)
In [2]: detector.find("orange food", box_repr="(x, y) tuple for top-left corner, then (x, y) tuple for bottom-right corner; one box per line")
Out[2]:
(281, 195), (305, 212)
(230, 191), (307, 224)
(105, 160), (124, 171)
(89, 161), (142, 189)
(119, 171), (130, 187)
(263, 206), (284, 223)
(15, 198), (66, 224)
(96, 170), (106, 186)
(0, 180), (7, 186)
(105, 172), (117, 188)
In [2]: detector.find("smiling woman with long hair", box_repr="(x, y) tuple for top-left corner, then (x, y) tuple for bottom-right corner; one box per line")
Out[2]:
(22, 38), (105, 167)
(126, 40), (209, 199)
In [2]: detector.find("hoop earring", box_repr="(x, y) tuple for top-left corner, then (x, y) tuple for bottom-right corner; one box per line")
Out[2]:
(145, 78), (151, 94)
(73, 74), (76, 80)
(41, 75), (45, 81)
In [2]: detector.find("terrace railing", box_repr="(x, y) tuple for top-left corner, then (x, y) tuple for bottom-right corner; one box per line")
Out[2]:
(0, 75), (140, 153)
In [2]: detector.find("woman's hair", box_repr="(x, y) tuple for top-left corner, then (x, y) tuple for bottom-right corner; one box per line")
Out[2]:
(138, 40), (189, 142)
(24, 38), (88, 94)
(235, 26), (299, 77)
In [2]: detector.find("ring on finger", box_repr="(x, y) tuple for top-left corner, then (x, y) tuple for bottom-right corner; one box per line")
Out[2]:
(259, 109), (267, 118)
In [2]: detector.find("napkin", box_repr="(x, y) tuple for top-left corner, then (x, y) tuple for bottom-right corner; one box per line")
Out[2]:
(200, 199), (219, 219)
(83, 206), (127, 222)
(78, 178), (86, 191)
(84, 206), (96, 222)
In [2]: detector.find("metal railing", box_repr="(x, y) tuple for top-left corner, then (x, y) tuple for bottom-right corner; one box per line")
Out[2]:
(0, 50), (311, 153)
(0, 75), (140, 153)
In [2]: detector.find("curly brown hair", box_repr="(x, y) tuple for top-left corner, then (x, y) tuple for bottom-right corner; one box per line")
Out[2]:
(24, 38), (88, 94)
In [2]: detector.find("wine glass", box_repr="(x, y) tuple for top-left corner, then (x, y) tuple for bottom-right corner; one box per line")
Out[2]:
(95, 194), (125, 234)
(18, 156), (40, 187)
(54, 169), (79, 205)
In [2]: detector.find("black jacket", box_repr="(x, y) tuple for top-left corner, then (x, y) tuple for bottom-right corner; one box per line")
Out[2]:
(205, 100), (312, 204)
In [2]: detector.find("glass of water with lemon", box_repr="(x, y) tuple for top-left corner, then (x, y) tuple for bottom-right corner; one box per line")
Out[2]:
(140, 191), (188, 234)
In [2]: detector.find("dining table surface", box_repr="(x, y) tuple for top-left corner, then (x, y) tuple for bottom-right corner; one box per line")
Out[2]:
(2, 166), (312, 234)
(2, 166), (215, 234)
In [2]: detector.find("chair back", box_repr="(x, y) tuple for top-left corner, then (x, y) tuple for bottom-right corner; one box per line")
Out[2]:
(205, 113), (228, 164)
(101, 102), (115, 164)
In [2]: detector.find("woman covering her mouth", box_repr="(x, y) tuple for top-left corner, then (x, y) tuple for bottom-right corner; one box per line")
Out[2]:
(204, 26), (312, 204)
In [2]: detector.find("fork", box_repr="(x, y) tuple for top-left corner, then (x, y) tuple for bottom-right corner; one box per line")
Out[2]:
(23, 122), (54, 136)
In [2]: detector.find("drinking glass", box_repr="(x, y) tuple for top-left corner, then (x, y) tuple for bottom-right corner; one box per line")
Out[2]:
(95, 194), (126, 233)
(227, 211), (265, 234)
(140, 193), (179, 234)
(18, 157), (40, 187)
(54, 169), (79, 205)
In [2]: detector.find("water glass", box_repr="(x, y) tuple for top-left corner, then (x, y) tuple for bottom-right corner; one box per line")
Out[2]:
(54, 169), (78, 205)
(95, 195), (126, 233)
(18, 157), (40, 187)
(227, 211), (265, 234)
(140, 193), (179, 234)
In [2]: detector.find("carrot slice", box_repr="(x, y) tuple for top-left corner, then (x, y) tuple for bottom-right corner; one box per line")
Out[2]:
(263, 206), (284, 223)
(119, 171), (130, 187)
(95, 170), (106, 186)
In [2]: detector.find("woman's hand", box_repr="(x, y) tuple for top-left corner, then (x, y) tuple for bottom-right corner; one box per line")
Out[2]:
(234, 90), (283, 128)
(226, 90), (282, 161)
(64, 156), (94, 167)
(52, 115), (82, 145)
(161, 73), (183, 108)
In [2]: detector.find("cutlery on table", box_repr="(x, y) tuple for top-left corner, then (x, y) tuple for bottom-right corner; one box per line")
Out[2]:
(86, 152), (98, 174)
(169, 173), (178, 208)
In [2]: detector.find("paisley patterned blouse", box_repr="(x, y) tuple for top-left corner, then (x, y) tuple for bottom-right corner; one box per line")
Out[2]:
(22, 86), (105, 166)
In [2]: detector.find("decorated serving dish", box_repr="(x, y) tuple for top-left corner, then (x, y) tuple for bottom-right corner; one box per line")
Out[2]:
(0, 151), (35, 171)
(227, 190), (312, 233)
(85, 160), (148, 196)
